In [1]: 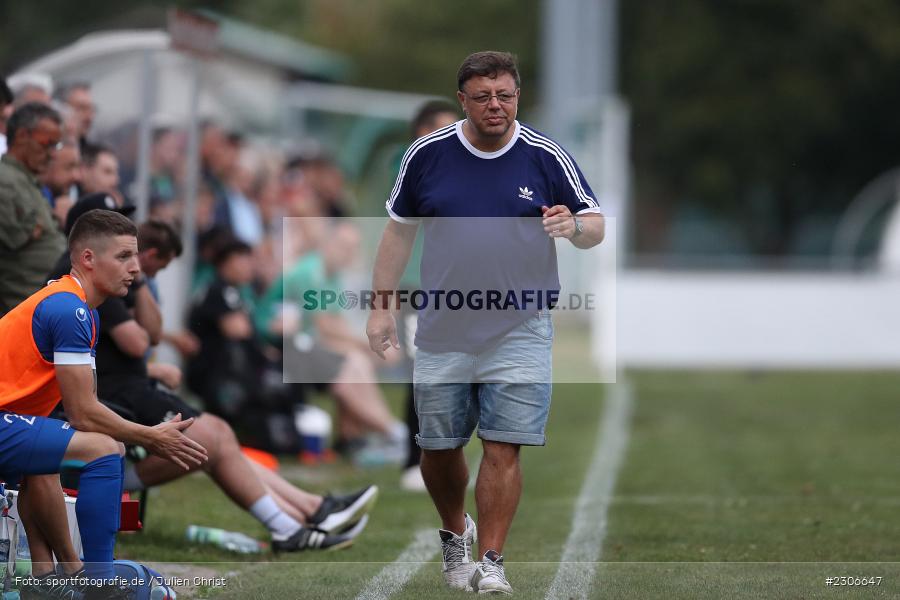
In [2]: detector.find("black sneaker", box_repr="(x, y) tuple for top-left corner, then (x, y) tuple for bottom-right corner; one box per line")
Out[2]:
(272, 514), (369, 552)
(22, 570), (84, 600)
(307, 485), (379, 533)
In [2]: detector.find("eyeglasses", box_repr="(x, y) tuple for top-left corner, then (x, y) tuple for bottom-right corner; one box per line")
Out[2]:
(463, 90), (518, 106)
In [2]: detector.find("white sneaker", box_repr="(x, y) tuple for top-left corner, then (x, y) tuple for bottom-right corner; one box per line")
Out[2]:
(470, 550), (513, 595)
(439, 513), (477, 590)
(400, 465), (427, 492)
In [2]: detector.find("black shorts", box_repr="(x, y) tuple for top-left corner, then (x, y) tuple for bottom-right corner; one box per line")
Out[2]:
(101, 376), (201, 426)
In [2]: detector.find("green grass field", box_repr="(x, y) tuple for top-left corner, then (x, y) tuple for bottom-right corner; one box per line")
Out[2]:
(113, 372), (900, 599)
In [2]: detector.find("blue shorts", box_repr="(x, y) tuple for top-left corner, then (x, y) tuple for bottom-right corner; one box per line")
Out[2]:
(0, 412), (75, 485)
(413, 311), (553, 449)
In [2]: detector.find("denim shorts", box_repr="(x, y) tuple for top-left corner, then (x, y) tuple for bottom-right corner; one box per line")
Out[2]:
(413, 311), (553, 449)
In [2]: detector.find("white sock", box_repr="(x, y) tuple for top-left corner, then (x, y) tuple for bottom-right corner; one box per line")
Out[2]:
(388, 421), (408, 443)
(249, 494), (302, 540)
(123, 465), (146, 491)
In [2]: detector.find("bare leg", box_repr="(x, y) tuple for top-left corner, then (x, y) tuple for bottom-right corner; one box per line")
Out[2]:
(18, 475), (83, 576)
(133, 414), (221, 486)
(421, 447), (468, 535)
(134, 416), (323, 520)
(330, 351), (397, 435)
(268, 488), (305, 523)
(475, 441), (521, 556)
(135, 414), (264, 508)
(336, 404), (364, 440)
(249, 461), (321, 519)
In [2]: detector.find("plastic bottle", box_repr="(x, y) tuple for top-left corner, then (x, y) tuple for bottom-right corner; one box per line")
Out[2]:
(185, 525), (260, 554)
(294, 405), (332, 464)
(150, 585), (176, 600)
(12, 530), (28, 578)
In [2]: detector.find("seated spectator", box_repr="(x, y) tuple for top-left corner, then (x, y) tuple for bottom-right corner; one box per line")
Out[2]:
(256, 222), (408, 464)
(39, 139), (81, 230)
(8, 72), (53, 107)
(0, 103), (66, 316)
(292, 154), (351, 218)
(148, 125), (184, 222)
(224, 143), (265, 245)
(250, 167), (287, 289)
(192, 224), (233, 294)
(81, 141), (122, 199)
(186, 239), (302, 442)
(51, 101), (81, 146)
(0, 77), (13, 155)
(199, 121), (238, 232)
(55, 81), (96, 149)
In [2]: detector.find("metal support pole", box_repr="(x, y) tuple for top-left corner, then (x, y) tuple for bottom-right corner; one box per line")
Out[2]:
(180, 57), (202, 302)
(134, 49), (156, 222)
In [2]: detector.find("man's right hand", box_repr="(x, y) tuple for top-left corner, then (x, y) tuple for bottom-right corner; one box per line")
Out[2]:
(146, 413), (208, 470)
(366, 311), (399, 360)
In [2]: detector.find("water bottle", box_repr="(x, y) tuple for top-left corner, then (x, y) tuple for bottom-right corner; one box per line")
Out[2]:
(294, 405), (332, 464)
(185, 525), (261, 554)
(0, 486), (19, 599)
(12, 529), (28, 578)
(150, 585), (176, 600)
(0, 516), (16, 577)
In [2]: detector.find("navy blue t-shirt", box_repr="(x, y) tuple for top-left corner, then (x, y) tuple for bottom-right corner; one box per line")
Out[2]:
(386, 120), (600, 352)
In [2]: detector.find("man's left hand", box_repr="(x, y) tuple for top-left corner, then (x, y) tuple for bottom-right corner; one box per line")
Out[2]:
(541, 204), (576, 239)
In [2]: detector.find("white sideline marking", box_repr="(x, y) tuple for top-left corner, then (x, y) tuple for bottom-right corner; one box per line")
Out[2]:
(545, 382), (634, 600)
(609, 494), (900, 507)
(356, 528), (439, 600)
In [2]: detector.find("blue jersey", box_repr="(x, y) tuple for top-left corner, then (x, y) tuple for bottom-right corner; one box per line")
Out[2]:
(386, 120), (600, 352)
(32, 290), (98, 367)
(0, 276), (95, 481)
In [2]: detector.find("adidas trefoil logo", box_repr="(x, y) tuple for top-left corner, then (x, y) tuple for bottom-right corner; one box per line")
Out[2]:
(518, 186), (534, 201)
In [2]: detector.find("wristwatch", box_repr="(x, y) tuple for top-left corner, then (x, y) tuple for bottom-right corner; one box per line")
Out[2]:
(572, 216), (584, 238)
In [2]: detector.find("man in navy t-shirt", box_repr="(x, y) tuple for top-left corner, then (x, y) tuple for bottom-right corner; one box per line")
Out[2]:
(367, 51), (605, 594)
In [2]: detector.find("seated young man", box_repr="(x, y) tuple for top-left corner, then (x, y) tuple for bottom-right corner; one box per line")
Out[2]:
(254, 223), (408, 464)
(0, 209), (206, 599)
(49, 219), (376, 550)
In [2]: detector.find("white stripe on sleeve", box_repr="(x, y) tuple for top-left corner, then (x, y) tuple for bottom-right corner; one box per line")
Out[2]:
(53, 352), (93, 365)
(387, 126), (458, 211)
(520, 128), (598, 209)
(386, 206), (421, 225)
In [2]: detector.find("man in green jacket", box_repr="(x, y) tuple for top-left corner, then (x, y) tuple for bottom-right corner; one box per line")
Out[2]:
(0, 102), (66, 315)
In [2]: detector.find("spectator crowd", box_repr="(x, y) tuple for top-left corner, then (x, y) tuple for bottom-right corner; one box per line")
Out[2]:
(0, 71), (436, 589)
(0, 72), (409, 463)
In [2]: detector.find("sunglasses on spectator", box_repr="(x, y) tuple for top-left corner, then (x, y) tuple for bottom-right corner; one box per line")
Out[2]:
(31, 132), (63, 151)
